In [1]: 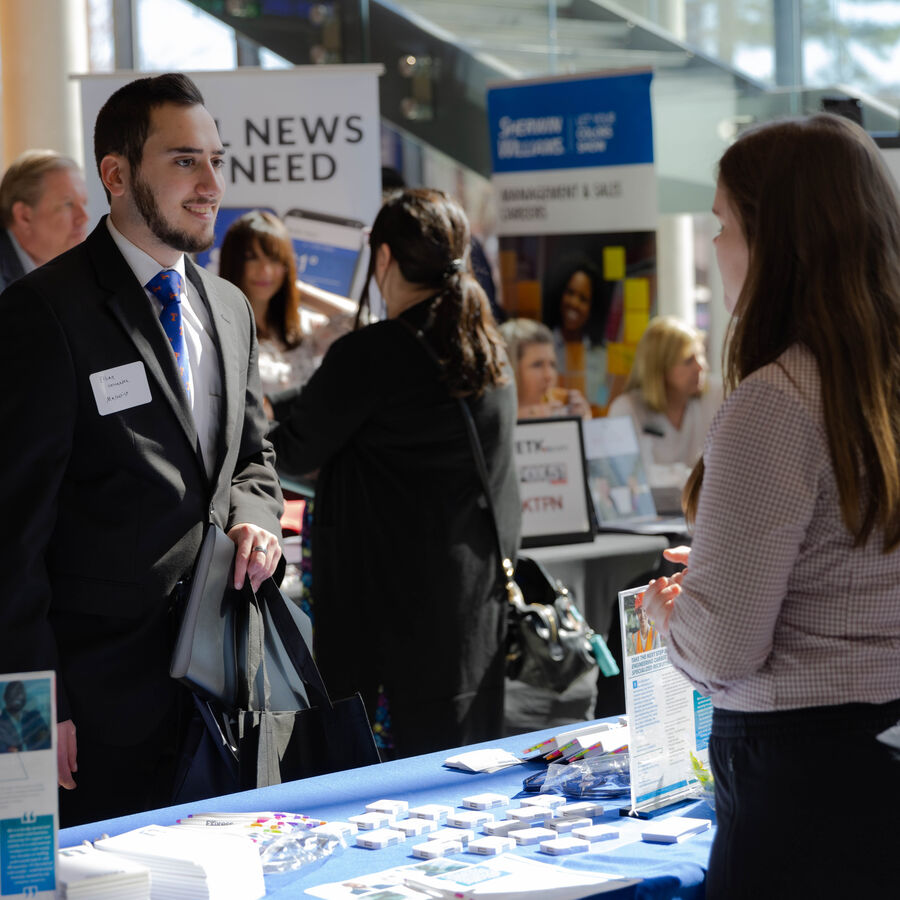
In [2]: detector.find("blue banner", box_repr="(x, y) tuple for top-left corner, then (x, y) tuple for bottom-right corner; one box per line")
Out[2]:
(487, 71), (654, 174)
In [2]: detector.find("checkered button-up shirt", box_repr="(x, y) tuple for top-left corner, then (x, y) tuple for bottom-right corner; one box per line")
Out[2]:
(667, 344), (900, 711)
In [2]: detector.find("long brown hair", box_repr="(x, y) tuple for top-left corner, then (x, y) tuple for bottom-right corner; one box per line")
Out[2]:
(219, 210), (302, 348)
(685, 114), (900, 550)
(357, 188), (507, 397)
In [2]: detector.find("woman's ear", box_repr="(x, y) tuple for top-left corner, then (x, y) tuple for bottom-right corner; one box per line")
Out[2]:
(374, 243), (392, 280)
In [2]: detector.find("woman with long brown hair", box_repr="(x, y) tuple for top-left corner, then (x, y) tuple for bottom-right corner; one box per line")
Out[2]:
(218, 210), (314, 394)
(644, 114), (900, 897)
(268, 189), (520, 757)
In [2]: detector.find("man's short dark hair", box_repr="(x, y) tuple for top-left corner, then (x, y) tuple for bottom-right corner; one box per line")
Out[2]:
(93, 73), (205, 196)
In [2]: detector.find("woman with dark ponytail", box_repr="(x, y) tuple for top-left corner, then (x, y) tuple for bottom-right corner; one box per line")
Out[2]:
(269, 189), (521, 757)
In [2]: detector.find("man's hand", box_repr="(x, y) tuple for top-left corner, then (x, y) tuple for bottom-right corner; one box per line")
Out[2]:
(58, 719), (77, 789)
(228, 524), (282, 591)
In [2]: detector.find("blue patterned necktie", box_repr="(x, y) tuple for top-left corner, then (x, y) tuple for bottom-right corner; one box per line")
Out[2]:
(147, 269), (192, 401)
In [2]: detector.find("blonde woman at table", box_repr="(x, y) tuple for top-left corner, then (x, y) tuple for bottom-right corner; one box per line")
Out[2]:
(643, 115), (900, 898)
(607, 315), (722, 482)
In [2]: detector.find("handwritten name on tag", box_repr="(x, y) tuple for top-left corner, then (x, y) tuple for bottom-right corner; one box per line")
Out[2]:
(89, 362), (152, 416)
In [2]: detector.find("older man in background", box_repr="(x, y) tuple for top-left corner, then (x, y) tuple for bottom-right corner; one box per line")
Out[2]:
(0, 149), (89, 290)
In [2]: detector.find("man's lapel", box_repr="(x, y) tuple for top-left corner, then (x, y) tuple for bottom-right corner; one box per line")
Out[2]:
(86, 220), (203, 468)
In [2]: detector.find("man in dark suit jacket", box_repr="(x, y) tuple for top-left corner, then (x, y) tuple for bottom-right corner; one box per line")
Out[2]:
(0, 74), (284, 827)
(0, 149), (89, 291)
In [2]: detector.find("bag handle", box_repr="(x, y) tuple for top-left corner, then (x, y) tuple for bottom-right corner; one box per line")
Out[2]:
(258, 579), (335, 711)
(238, 577), (334, 712)
(399, 319), (519, 602)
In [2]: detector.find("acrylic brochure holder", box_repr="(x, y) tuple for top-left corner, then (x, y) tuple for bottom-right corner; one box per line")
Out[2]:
(617, 584), (712, 817)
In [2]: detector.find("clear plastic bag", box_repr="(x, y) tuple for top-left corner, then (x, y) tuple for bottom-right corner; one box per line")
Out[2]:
(258, 832), (345, 874)
(541, 752), (631, 799)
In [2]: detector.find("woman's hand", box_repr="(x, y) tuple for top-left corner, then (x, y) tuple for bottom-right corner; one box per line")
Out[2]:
(663, 545), (691, 568)
(566, 389), (591, 420)
(643, 546), (691, 634)
(643, 574), (683, 635)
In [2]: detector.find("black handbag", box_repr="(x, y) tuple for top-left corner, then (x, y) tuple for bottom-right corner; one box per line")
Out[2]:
(401, 322), (606, 697)
(171, 549), (380, 804)
(505, 556), (599, 693)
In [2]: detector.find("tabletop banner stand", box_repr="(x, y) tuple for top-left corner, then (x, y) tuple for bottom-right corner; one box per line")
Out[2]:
(513, 416), (595, 548)
(75, 66), (384, 299)
(617, 586), (712, 818)
(486, 70), (658, 415)
(0, 670), (57, 900)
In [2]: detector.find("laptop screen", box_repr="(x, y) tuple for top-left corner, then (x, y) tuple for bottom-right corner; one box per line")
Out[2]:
(582, 416), (657, 525)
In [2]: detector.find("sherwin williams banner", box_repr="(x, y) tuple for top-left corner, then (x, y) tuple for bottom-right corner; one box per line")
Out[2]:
(487, 71), (657, 412)
(487, 70), (656, 235)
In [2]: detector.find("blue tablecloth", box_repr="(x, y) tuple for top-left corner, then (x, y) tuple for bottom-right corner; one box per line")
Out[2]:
(59, 721), (713, 899)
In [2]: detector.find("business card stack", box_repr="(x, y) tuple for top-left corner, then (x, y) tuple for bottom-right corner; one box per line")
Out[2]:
(94, 824), (265, 899)
(57, 845), (151, 899)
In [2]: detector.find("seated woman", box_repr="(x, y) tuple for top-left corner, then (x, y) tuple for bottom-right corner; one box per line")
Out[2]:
(608, 315), (722, 482)
(499, 318), (590, 420)
(218, 210), (354, 398)
(267, 189), (520, 759)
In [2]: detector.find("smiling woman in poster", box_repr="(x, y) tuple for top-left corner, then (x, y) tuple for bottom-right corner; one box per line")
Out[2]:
(542, 256), (612, 409)
(643, 115), (900, 898)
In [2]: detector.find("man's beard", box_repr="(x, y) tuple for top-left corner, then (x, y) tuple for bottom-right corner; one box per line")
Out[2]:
(132, 170), (215, 254)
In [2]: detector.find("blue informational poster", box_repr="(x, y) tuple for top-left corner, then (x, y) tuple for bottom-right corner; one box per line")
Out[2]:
(0, 671), (57, 899)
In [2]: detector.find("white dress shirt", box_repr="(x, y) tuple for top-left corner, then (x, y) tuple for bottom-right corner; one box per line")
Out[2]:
(106, 218), (221, 480)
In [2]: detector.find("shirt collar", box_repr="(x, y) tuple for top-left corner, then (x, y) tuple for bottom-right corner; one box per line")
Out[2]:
(7, 230), (37, 275)
(106, 216), (186, 291)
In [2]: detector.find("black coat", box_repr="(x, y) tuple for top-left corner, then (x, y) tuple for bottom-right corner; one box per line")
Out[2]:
(0, 219), (283, 744)
(0, 227), (26, 293)
(270, 300), (521, 756)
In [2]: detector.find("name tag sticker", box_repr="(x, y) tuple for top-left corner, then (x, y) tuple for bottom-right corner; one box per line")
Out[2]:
(90, 361), (152, 416)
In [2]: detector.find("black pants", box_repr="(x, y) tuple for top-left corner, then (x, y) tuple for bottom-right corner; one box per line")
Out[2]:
(58, 690), (191, 829)
(707, 699), (900, 900)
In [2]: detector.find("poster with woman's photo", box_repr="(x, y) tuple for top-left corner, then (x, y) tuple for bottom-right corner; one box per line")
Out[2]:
(0, 671), (57, 900)
(487, 70), (657, 415)
(500, 231), (656, 412)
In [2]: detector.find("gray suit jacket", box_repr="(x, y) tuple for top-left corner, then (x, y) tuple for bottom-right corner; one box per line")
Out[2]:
(0, 227), (26, 293)
(0, 218), (283, 743)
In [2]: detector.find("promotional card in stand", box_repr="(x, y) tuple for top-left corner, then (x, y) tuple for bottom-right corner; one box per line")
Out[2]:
(513, 416), (594, 548)
(0, 671), (57, 899)
(618, 588), (712, 814)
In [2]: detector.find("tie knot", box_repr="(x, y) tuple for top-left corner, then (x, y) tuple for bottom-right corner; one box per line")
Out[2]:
(146, 269), (184, 306)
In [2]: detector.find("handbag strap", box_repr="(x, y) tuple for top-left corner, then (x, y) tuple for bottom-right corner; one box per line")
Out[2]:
(257, 579), (335, 711)
(399, 319), (518, 599)
(238, 576), (334, 712)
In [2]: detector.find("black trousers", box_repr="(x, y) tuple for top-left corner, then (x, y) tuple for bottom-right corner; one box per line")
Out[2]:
(706, 699), (900, 900)
(58, 690), (191, 829)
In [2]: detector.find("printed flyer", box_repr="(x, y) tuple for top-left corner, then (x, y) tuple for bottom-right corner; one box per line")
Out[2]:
(618, 587), (711, 814)
(0, 671), (57, 900)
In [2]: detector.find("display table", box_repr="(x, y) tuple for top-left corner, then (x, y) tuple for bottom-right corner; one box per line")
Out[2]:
(60, 721), (713, 899)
